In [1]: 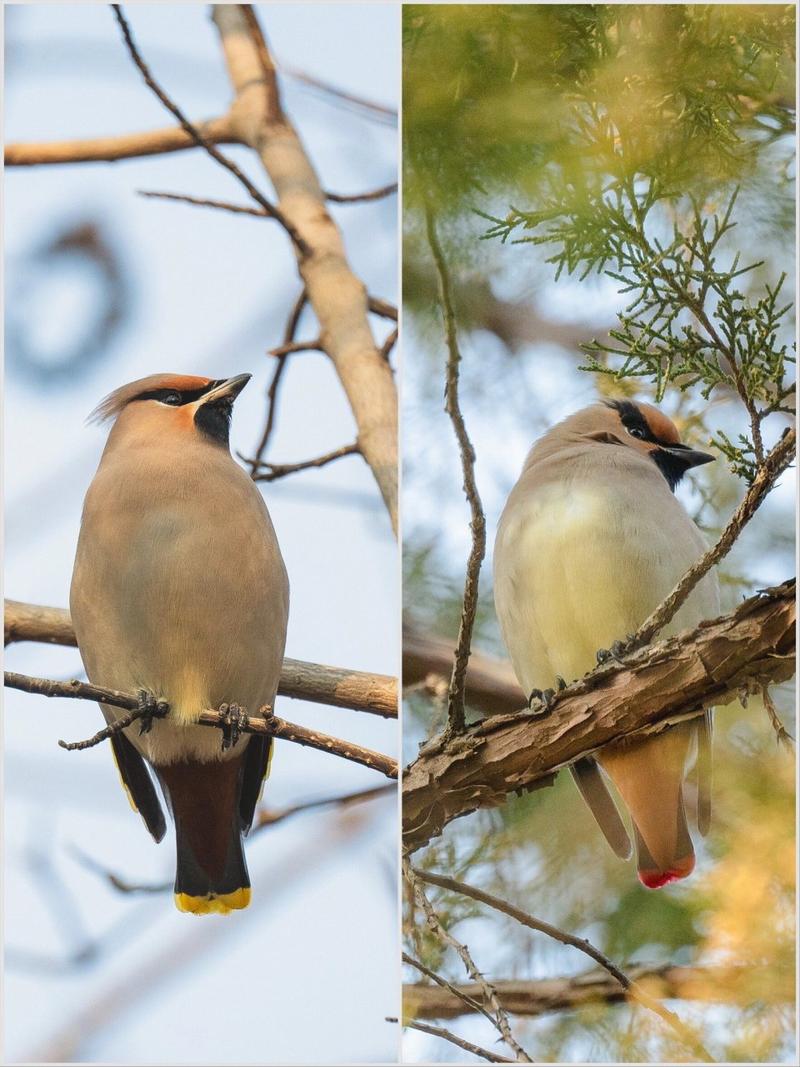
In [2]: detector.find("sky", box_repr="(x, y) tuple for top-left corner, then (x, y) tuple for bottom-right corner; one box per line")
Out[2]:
(3, 4), (400, 1063)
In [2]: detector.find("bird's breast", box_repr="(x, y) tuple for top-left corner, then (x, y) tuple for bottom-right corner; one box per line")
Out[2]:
(494, 477), (717, 693)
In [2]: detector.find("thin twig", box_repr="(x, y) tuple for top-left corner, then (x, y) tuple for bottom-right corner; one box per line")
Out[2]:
(402, 1020), (514, 1064)
(248, 289), (310, 477)
(59, 703), (167, 751)
(403, 952), (496, 1027)
(367, 295), (398, 321)
(424, 204), (487, 735)
(4, 671), (397, 779)
(138, 189), (267, 218)
(761, 685), (795, 749)
(268, 338), (324, 358)
(413, 869), (714, 1062)
(405, 861), (532, 1063)
(629, 428), (795, 650)
(326, 183), (398, 204)
(111, 5), (309, 255)
(251, 443), (361, 482)
(280, 62), (397, 125)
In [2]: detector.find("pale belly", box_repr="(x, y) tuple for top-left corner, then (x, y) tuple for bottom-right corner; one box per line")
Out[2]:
(494, 482), (718, 696)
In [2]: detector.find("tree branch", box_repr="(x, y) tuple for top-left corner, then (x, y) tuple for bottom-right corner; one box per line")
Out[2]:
(5, 670), (397, 779)
(250, 442), (361, 482)
(137, 189), (268, 218)
(402, 1020), (514, 1064)
(424, 205), (487, 736)
(326, 183), (398, 204)
(412, 869), (712, 1060)
(111, 4), (309, 255)
(247, 288), (309, 476)
(404, 964), (755, 1019)
(4, 115), (239, 166)
(211, 4), (398, 533)
(404, 861), (532, 1062)
(403, 580), (795, 852)
(3, 600), (397, 718)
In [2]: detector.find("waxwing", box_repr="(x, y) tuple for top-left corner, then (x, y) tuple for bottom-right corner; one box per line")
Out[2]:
(70, 373), (289, 914)
(493, 399), (719, 888)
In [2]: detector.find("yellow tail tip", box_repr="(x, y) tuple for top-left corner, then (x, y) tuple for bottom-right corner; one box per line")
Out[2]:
(174, 887), (251, 915)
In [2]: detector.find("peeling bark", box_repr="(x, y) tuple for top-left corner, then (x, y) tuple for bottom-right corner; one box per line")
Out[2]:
(403, 581), (795, 852)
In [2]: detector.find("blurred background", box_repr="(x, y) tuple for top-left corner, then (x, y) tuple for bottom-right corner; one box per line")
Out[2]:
(4, 4), (399, 1063)
(402, 4), (795, 1063)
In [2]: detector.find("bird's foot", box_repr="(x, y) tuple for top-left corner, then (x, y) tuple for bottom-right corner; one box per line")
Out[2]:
(595, 640), (628, 666)
(137, 691), (168, 735)
(218, 703), (247, 752)
(528, 687), (557, 716)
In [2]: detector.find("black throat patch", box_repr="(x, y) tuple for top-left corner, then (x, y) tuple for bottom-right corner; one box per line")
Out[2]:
(194, 400), (233, 446)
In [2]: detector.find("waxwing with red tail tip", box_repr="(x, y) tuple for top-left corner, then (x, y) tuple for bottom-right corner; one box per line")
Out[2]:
(493, 399), (719, 889)
(70, 373), (289, 914)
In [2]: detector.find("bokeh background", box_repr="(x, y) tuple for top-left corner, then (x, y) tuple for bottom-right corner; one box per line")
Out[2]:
(402, 4), (796, 1063)
(4, 4), (399, 1063)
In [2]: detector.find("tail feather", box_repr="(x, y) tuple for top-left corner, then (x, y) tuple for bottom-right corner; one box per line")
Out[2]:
(173, 818), (251, 915)
(634, 812), (694, 890)
(157, 756), (251, 915)
(570, 758), (632, 859)
(598, 725), (696, 888)
(696, 711), (713, 836)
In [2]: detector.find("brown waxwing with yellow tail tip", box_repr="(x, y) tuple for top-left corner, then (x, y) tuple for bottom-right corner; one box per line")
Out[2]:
(493, 399), (719, 889)
(70, 373), (289, 914)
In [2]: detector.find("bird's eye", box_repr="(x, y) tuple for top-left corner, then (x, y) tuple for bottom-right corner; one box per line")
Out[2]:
(162, 392), (182, 406)
(626, 426), (646, 440)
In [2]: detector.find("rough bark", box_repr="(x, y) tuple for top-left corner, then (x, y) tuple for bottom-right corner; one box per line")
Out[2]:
(403, 581), (795, 852)
(4, 599), (397, 718)
(211, 5), (398, 533)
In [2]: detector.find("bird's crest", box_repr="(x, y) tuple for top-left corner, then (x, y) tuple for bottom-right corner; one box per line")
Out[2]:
(89, 374), (215, 424)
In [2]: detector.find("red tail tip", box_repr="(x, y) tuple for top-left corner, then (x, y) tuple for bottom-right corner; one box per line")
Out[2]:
(638, 854), (695, 890)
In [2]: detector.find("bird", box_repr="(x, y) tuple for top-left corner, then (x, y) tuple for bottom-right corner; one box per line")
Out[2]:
(493, 398), (719, 888)
(70, 372), (289, 914)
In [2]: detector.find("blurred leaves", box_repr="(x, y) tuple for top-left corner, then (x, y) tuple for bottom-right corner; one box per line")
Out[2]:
(405, 4), (795, 217)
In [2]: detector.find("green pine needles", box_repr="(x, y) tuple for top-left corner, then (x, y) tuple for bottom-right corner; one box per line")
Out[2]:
(482, 180), (794, 485)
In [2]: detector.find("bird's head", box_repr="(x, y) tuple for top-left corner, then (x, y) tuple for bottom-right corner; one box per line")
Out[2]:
(90, 372), (251, 450)
(578, 399), (715, 490)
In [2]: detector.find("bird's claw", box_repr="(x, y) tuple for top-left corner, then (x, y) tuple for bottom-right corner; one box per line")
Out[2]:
(528, 686), (557, 715)
(596, 640), (628, 666)
(218, 702), (247, 751)
(137, 690), (168, 734)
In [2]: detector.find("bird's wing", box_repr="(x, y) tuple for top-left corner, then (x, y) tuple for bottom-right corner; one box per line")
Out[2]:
(239, 736), (275, 834)
(110, 731), (167, 842)
(570, 759), (632, 859)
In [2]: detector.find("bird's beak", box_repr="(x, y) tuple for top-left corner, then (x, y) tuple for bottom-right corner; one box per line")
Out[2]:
(199, 373), (252, 406)
(661, 443), (715, 468)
